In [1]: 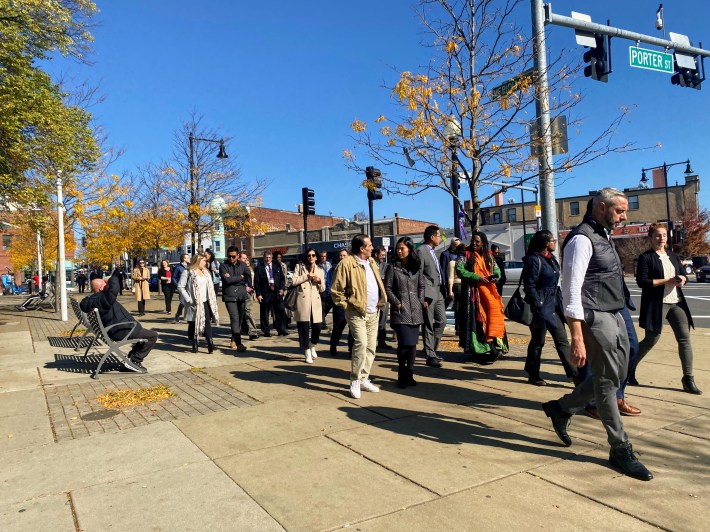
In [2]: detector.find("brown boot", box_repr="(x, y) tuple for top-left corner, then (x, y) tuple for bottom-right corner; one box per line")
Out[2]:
(617, 399), (642, 416)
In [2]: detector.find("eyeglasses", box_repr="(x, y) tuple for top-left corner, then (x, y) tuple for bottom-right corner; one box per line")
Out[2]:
(228, 255), (238, 259)
(306, 253), (316, 257)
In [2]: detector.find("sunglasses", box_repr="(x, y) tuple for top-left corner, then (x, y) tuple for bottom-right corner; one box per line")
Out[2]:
(306, 253), (316, 257)
(228, 254), (238, 259)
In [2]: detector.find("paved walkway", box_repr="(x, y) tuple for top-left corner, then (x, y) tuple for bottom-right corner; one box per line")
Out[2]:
(0, 293), (707, 531)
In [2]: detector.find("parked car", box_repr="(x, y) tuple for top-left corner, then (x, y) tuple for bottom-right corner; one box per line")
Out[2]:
(503, 260), (524, 284)
(696, 264), (710, 282)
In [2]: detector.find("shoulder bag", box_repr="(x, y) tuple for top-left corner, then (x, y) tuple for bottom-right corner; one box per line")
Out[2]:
(504, 255), (540, 326)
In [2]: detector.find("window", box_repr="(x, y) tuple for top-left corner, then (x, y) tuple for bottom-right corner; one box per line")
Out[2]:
(214, 241), (221, 253)
(570, 201), (580, 216)
(214, 222), (222, 231)
(2, 235), (10, 251)
(493, 212), (501, 224)
(285, 223), (291, 231)
(507, 208), (517, 222)
(628, 195), (639, 210)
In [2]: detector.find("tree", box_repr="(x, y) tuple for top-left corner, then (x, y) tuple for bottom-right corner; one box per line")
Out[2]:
(0, 1), (100, 207)
(346, 0), (641, 231)
(677, 205), (710, 257)
(163, 113), (268, 252)
(8, 209), (76, 273)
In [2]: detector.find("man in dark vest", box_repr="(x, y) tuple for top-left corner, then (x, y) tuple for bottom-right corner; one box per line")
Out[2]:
(541, 187), (653, 481)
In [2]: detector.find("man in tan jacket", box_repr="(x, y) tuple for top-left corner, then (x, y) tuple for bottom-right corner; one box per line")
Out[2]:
(331, 234), (386, 399)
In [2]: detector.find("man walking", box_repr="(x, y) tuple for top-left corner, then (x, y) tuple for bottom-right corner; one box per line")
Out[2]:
(439, 237), (460, 309)
(254, 251), (286, 336)
(416, 225), (446, 367)
(373, 245), (392, 350)
(173, 253), (189, 323)
(490, 244), (507, 296)
(239, 252), (260, 340)
(331, 234), (386, 399)
(542, 188), (653, 481)
(220, 246), (251, 352)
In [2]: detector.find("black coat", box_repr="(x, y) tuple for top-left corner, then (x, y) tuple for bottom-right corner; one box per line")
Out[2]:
(219, 261), (252, 302)
(80, 275), (136, 340)
(636, 248), (694, 334)
(522, 252), (563, 330)
(254, 261), (286, 299)
(384, 261), (425, 326)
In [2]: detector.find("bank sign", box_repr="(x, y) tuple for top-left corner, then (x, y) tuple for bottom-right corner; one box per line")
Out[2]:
(629, 47), (674, 74)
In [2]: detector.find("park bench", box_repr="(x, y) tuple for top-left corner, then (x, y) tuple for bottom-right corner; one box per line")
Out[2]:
(69, 298), (101, 355)
(85, 308), (139, 379)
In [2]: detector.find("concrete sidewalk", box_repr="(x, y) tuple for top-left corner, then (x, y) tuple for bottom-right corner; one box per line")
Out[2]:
(0, 294), (707, 531)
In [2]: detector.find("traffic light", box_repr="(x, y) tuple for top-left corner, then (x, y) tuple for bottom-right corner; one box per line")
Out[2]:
(583, 33), (610, 82)
(365, 166), (383, 201)
(671, 56), (703, 90)
(301, 187), (315, 215)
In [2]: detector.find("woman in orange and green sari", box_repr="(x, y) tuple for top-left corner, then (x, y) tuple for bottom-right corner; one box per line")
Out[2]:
(456, 231), (508, 364)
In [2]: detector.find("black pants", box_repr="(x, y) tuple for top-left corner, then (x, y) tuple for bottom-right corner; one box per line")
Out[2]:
(225, 299), (246, 345)
(162, 284), (174, 313)
(127, 325), (159, 362)
(297, 320), (322, 351)
(175, 302), (184, 320)
(329, 306), (353, 354)
(322, 295), (333, 323)
(187, 302), (213, 341)
(525, 314), (575, 379)
(260, 293), (285, 334)
(137, 300), (146, 315)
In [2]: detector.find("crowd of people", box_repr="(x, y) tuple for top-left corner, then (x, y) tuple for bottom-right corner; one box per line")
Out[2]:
(69, 187), (704, 482)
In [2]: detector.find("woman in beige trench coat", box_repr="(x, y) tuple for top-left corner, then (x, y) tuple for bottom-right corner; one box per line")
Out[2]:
(292, 248), (325, 364)
(132, 259), (151, 315)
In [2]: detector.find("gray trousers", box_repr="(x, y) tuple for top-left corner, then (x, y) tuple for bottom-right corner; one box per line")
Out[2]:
(559, 310), (630, 447)
(422, 290), (446, 359)
(636, 303), (694, 376)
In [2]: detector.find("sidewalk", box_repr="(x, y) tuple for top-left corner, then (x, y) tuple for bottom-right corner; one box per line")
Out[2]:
(0, 293), (707, 531)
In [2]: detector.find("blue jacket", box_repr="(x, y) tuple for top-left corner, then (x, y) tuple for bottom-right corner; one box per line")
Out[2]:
(523, 252), (563, 330)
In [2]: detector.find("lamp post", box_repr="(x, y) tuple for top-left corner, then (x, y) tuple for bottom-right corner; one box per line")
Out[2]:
(640, 159), (693, 240)
(188, 132), (228, 253)
(56, 173), (67, 321)
(444, 115), (463, 239)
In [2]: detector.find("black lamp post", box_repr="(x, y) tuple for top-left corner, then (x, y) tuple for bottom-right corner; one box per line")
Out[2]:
(443, 115), (463, 239)
(188, 132), (228, 252)
(640, 159), (693, 240)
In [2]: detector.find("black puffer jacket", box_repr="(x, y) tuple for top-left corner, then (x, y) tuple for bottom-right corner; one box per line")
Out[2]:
(384, 260), (425, 326)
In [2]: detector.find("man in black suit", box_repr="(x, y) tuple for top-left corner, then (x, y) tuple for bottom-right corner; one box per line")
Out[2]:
(80, 275), (158, 373)
(220, 246), (251, 352)
(253, 250), (287, 336)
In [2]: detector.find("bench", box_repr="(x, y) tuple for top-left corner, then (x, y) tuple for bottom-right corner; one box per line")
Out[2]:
(69, 298), (100, 355)
(85, 308), (139, 379)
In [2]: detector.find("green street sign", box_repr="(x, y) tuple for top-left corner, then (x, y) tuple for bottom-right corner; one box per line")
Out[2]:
(629, 47), (674, 74)
(491, 68), (537, 99)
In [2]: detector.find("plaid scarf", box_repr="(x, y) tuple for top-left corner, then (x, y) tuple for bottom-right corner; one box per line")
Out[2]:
(187, 270), (219, 337)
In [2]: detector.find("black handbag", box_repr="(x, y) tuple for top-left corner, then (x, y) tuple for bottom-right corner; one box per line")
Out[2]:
(284, 286), (299, 312)
(505, 286), (532, 325)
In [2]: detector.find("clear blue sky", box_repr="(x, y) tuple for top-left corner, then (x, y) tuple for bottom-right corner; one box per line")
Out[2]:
(52, 0), (710, 229)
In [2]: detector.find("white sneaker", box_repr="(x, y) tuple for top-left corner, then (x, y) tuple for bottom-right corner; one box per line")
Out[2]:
(361, 379), (380, 393)
(350, 380), (361, 399)
(305, 349), (313, 364)
(310, 346), (318, 359)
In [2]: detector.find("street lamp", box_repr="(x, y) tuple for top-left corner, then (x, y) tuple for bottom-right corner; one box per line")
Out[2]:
(56, 173), (67, 321)
(640, 159), (693, 240)
(443, 115), (463, 239)
(188, 132), (228, 253)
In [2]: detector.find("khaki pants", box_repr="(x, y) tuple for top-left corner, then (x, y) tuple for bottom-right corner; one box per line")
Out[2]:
(346, 309), (379, 382)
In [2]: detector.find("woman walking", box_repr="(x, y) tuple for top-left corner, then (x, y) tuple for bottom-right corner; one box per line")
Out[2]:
(522, 230), (577, 385)
(132, 258), (151, 316)
(384, 237), (425, 388)
(178, 255), (220, 353)
(632, 223), (701, 394)
(292, 248), (325, 363)
(456, 231), (508, 363)
(158, 259), (174, 314)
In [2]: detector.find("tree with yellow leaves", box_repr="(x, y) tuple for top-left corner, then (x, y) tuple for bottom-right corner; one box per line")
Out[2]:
(8, 209), (75, 273)
(346, 0), (642, 230)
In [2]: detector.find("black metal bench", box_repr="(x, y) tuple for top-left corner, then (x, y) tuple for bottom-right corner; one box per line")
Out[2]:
(85, 308), (139, 379)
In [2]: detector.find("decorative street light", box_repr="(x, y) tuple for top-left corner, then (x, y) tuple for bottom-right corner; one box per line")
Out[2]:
(443, 115), (464, 239)
(56, 172), (67, 321)
(188, 132), (228, 253)
(640, 159), (693, 239)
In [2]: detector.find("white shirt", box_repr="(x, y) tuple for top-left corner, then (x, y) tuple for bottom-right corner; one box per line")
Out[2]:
(355, 255), (380, 314)
(561, 234), (594, 321)
(659, 253), (680, 304)
(195, 273), (209, 303)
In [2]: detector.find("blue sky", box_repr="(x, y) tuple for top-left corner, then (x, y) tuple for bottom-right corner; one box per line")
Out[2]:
(52, 0), (710, 228)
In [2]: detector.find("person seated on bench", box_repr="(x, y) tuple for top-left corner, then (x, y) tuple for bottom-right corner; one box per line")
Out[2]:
(80, 275), (158, 373)
(16, 279), (53, 311)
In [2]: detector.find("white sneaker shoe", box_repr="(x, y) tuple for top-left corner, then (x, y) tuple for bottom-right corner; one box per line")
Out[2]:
(310, 346), (318, 359)
(305, 349), (313, 364)
(350, 380), (361, 399)
(361, 379), (380, 393)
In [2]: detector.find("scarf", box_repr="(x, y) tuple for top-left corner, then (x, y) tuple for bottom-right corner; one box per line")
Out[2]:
(187, 270), (219, 337)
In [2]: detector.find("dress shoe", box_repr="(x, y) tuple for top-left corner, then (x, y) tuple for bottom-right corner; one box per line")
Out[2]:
(627, 375), (640, 386)
(236, 344), (247, 353)
(617, 399), (642, 416)
(425, 356), (442, 368)
(397, 369), (407, 389)
(527, 377), (548, 386)
(329, 347), (338, 357)
(542, 400), (573, 447)
(681, 375), (702, 395)
(191, 339), (198, 353)
(249, 334), (259, 341)
(262, 330), (272, 337)
(584, 404), (600, 420)
(609, 443), (653, 481)
(207, 340), (215, 354)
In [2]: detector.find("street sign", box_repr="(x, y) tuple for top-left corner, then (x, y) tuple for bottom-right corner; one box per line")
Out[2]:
(491, 68), (536, 100)
(535, 205), (541, 218)
(529, 115), (568, 157)
(629, 46), (673, 73)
